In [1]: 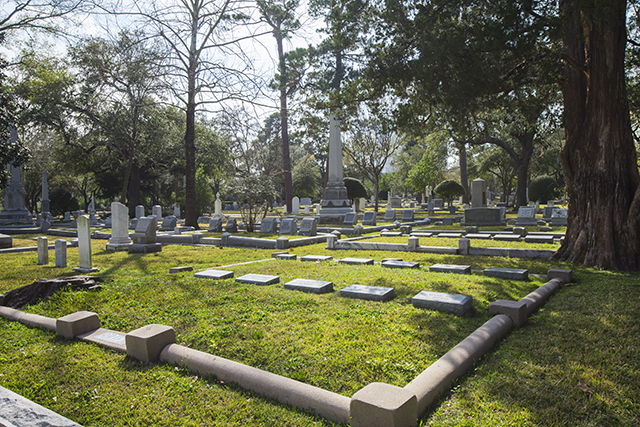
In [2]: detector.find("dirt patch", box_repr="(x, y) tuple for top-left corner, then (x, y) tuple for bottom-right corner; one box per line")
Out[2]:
(1, 276), (104, 309)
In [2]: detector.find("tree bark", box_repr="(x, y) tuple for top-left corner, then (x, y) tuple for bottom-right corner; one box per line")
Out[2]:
(515, 132), (534, 208)
(277, 32), (293, 213)
(184, 99), (198, 228)
(459, 144), (469, 203)
(553, 0), (640, 270)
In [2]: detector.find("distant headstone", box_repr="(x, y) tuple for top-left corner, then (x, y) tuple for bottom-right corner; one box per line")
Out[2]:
(284, 278), (333, 294)
(0, 233), (12, 249)
(516, 207), (537, 226)
(135, 205), (145, 219)
(232, 202), (238, 211)
(442, 218), (453, 226)
(427, 202), (435, 216)
(433, 199), (443, 208)
(74, 215), (98, 273)
(152, 205), (162, 221)
(194, 270), (234, 279)
(64, 212), (71, 222)
(208, 217), (224, 232)
(225, 218), (238, 233)
(412, 291), (473, 316)
(132, 217), (157, 244)
(40, 219), (51, 232)
(300, 197), (312, 205)
(363, 211), (377, 226)
(381, 260), (419, 269)
(55, 239), (67, 268)
(105, 216), (112, 228)
(340, 284), (395, 302)
(484, 267), (529, 281)
(402, 209), (414, 221)
(343, 212), (357, 225)
(300, 255), (333, 262)
(159, 215), (178, 231)
(338, 257), (374, 265)
(107, 202), (132, 251)
(174, 203), (180, 218)
(549, 208), (568, 226)
(260, 217), (277, 234)
(299, 217), (317, 236)
(235, 274), (280, 285)
(304, 205), (310, 215)
(292, 197), (300, 214)
(429, 264), (471, 274)
(280, 218), (297, 235)
(37, 236), (48, 265)
(384, 209), (396, 221)
(215, 193), (222, 216)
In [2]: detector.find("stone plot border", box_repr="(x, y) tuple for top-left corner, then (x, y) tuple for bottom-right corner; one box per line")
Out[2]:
(0, 269), (572, 427)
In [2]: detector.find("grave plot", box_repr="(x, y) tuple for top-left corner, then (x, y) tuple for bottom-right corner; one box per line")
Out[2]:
(484, 267), (529, 281)
(338, 257), (374, 265)
(284, 278), (334, 294)
(412, 291), (473, 316)
(275, 253), (297, 260)
(300, 255), (333, 262)
(194, 270), (234, 279)
(429, 264), (471, 274)
(340, 284), (395, 302)
(381, 260), (420, 269)
(235, 274), (280, 285)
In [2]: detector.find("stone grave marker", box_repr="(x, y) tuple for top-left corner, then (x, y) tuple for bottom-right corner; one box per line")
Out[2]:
(284, 278), (333, 294)
(129, 216), (162, 253)
(343, 212), (357, 225)
(280, 218), (297, 235)
(159, 215), (177, 231)
(362, 211), (377, 226)
(0, 233), (12, 249)
(135, 205), (144, 219)
(74, 215), (98, 273)
(55, 239), (67, 268)
(381, 260), (420, 269)
(300, 197), (312, 205)
(524, 235), (555, 244)
(434, 199), (443, 208)
(194, 269), (234, 279)
(300, 255), (333, 262)
(384, 209), (396, 221)
(429, 264), (471, 274)
(442, 218), (454, 226)
(260, 217), (277, 234)
(381, 231), (402, 237)
(471, 178), (487, 208)
(235, 274), (280, 285)
(37, 236), (48, 265)
(516, 206), (537, 226)
(208, 217), (224, 232)
(152, 205), (162, 220)
(214, 194), (222, 216)
(542, 206), (554, 220)
(64, 212), (71, 222)
(437, 232), (462, 238)
(338, 257), (374, 265)
(412, 291), (473, 316)
(292, 196), (300, 214)
(402, 209), (414, 221)
(276, 253), (297, 260)
(484, 267), (529, 281)
(493, 234), (521, 242)
(225, 218), (238, 233)
(549, 208), (568, 226)
(340, 284), (395, 302)
(299, 217), (317, 236)
(107, 202), (132, 251)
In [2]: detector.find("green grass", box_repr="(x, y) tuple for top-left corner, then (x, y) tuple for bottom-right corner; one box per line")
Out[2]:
(1, 238), (638, 426)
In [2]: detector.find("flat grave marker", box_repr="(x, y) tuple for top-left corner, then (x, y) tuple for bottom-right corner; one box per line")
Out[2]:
(300, 255), (333, 262)
(381, 231), (402, 237)
(524, 235), (555, 244)
(412, 291), (473, 316)
(464, 233), (492, 240)
(284, 278), (334, 294)
(437, 232), (463, 238)
(340, 284), (395, 302)
(493, 234), (521, 242)
(276, 253), (297, 260)
(381, 260), (420, 269)
(338, 257), (374, 265)
(484, 267), (529, 281)
(194, 269), (234, 279)
(429, 264), (471, 274)
(235, 273), (280, 285)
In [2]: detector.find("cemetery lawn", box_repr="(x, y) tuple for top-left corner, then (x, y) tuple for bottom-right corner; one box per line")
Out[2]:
(0, 240), (638, 426)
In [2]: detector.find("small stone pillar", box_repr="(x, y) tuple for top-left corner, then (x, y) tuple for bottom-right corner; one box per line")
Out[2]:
(408, 236), (419, 251)
(326, 234), (336, 249)
(458, 238), (471, 255)
(37, 236), (48, 265)
(55, 239), (67, 268)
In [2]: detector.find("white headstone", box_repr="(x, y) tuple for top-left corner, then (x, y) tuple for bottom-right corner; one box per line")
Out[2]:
(280, 218), (297, 235)
(260, 217), (277, 234)
(471, 178), (487, 208)
(304, 205), (310, 215)
(37, 236), (48, 265)
(174, 203), (180, 218)
(135, 205), (144, 219)
(55, 239), (67, 268)
(152, 205), (162, 220)
(75, 215), (97, 273)
(299, 217), (317, 236)
(107, 202), (132, 251)
(292, 197), (300, 215)
(215, 193), (222, 216)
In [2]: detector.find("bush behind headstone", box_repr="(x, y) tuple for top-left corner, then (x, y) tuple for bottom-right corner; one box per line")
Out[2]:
(528, 175), (560, 203)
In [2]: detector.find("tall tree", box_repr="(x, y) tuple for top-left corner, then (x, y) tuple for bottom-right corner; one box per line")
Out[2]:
(257, 0), (302, 212)
(133, 0), (261, 227)
(553, 0), (640, 269)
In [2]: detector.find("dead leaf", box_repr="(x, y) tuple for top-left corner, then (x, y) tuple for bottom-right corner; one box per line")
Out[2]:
(578, 382), (593, 393)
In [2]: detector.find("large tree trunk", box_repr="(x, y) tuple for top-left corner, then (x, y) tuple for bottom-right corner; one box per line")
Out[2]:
(128, 163), (141, 217)
(184, 100), (198, 228)
(553, 0), (640, 270)
(277, 33), (293, 213)
(515, 132), (534, 208)
(459, 144), (469, 203)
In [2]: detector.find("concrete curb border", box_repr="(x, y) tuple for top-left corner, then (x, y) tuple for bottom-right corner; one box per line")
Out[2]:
(0, 269), (572, 427)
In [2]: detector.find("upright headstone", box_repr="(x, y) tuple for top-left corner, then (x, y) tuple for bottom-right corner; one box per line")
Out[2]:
(0, 128), (34, 224)
(343, 212), (357, 225)
(300, 197), (312, 205)
(260, 217), (277, 234)
(74, 215), (98, 273)
(299, 217), (318, 236)
(159, 215), (178, 231)
(40, 219), (51, 232)
(516, 206), (537, 226)
(174, 203), (181, 218)
(304, 205), (310, 215)
(208, 217), (224, 232)
(363, 211), (377, 226)
(280, 218), (297, 235)
(471, 178), (488, 208)
(64, 212), (71, 222)
(215, 193), (222, 216)
(135, 205), (145, 219)
(319, 115), (352, 219)
(292, 196), (300, 215)
(37, 236), (48, 265)
(359, 197), (367, 212)
(402, 209), (414, 221)
(232, 202), (238, 211)
(384, 209), (396, 221)
(55, 239), (67, 268)
(225, 218), (238, 233)
(550, 208), (568, 226)
(107, 202), (132, 251)
(129, 216), (162, 253)
(41, 170), (50, 218)
(152, 205), (162, 221)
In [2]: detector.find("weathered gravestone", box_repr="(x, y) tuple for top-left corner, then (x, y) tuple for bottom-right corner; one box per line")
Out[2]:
(542, 206), (554, 220)
(280, 218), (297, 235)
(208, 217), (224, 232)
(194, 269), (234, 279)
(343, 212), (357, 226)
(484, 267), (529, 281)
(0, 233), (12, 249)
(299, 217), (317, 236)
(152, 205), (162, 221)
(384, 209), (396, 221)
(225, 218), (238, 233)
(300, 197), (312, 205)
(464, 207), (503, 226)
(549, 208), (568, 226)
(412, 291), (473, 316)
(340, 284), (395, 302)
(75, 215), (98, 273)
(260, 217), (277, 234)
(37, 237), (48, 265)
(55, 239), (67, 268)
(159, 215), (177, 231)
(516, 207), (537, 226)
(235, 274), (280, 285)
(429, 264), (471, 274)
(362, 211), (377, 226)
(284, 278), (333, 294)
(107, 202), (132, 251)
(402, 209), (414, 221)
(129, 216), (162, 253)
(135, 205), (145, 219)
(471, 178), (487, 208)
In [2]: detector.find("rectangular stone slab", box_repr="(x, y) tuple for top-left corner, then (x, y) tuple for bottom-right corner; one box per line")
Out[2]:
(380, 231), (402, 237)
(412, 291), (473, 316)
(493, 234), (522, 241)
(381, 260), (420, 269)
(429, 264), (471, 274)
(464, 233), (492, 239)
(410, 232), (433, 237)
(276, 253), (297, 260)
(524, 235), (555, 244)
(436, 232), (463, 238)
(194, 269), (234, 279)
(338, 257), (374, 265)
(235, 273), (280, 285)
(340, 284), (395, 301)
(300, 255), (333, 262)
(484, 267), (529, 280)
(284, 278), (334, 294)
